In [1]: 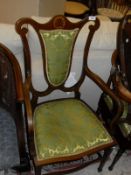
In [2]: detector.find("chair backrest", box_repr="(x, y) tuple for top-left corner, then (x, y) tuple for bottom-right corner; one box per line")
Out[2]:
(108, 0), (128, 15)
(97, 0), (128, 16)
(64, 0), (96, 18)
(0, 43), (23, 118)
(0, 43), (30, 171)
(15, 15), (100, 110)
(117, 14), (131, 90)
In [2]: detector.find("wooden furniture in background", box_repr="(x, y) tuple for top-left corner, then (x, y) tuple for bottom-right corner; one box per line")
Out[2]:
(0, 43), (30, 172)
(64, 0), (97, 18)
(96, 0), (129, 21)
(15, 15), (122, 174)
(97, 14), (131, 170)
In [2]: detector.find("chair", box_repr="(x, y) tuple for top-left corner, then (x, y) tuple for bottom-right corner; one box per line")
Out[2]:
(64, 0), (97, 18)
(0, 44), (30, 172)
(97, 14), (131, 170)
(15, 15), (122, 174)
(127, 0), (131, 7)
(96, 0), (129, 21)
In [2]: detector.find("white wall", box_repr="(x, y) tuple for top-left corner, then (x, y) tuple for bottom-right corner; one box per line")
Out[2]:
(39, 0), (65, 17)
(0, 0), (65, 24)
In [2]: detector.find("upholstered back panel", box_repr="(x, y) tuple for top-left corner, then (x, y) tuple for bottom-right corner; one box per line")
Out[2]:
(40, 29), (78, 86)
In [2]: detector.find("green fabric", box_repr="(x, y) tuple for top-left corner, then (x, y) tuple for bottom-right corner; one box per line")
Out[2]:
(104, 94), (113, 111)
(34, 99), (113, 160)
(40, 29), (78, 86)
(119, 102), (131, 138)
(104, 95), (131, 138)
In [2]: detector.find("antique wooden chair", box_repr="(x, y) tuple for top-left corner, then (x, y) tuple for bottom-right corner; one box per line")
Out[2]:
(96, 0), (129, 21)
(64, 0), (96, 18)
(0, 44), (30, 172)
(97, 14), (131, 170)
(15, 15), (122, 174)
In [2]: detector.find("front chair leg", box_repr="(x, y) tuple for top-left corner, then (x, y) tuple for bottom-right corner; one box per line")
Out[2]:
(108, 148), (125, 171)
(98, 148), (113, 172)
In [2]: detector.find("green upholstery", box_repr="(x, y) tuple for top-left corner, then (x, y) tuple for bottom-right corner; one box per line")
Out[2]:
(40, 29), (78, 86)
(34, 99), (113, 161)
(104, 95), (131, 138)
(119, 102), (131, 138)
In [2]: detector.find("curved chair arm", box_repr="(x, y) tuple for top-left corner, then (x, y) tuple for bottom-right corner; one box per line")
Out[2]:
(85, 66), (123, 129)
(115, 79), (131, 103)
(111, 49), (118, 67)
(111, 50), (131, 103)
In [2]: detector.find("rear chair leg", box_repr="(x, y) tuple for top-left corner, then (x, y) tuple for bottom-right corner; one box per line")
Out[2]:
(108, 148), (125, 171)
(98, 148), (113, 172)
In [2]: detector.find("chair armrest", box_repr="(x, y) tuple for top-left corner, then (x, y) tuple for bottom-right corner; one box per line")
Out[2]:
(111, 49), (118, 66)
(114, 75), (131, 103)
(85, 66), (123, 129)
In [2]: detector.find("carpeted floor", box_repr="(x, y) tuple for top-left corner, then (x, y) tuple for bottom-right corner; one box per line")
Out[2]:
(0, 147), (131, 175)
(69, 149), (131, 175)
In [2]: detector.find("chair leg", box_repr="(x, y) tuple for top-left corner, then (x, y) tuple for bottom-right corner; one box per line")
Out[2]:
(98, 148), (113, 172)
(34, 166), (41, 175)
(108, 148), (125, 171)
(12, 153), (31, 172)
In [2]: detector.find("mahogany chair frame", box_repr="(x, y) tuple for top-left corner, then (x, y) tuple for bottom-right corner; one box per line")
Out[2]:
(15, 15), (122, 174)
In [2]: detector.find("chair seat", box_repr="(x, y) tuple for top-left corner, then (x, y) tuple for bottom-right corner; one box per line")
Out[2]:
(64, 1), (89, 15)
(34, 99), (113, 162)
(0, 107), (19, 169)
(98, 8), (124, 20)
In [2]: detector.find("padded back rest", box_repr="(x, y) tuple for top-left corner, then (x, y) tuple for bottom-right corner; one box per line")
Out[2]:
(65, 0), (97, 17)
(40, 28), (78, 87)
(117, 15), (131, 90)
(15, 15), (99, 108)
